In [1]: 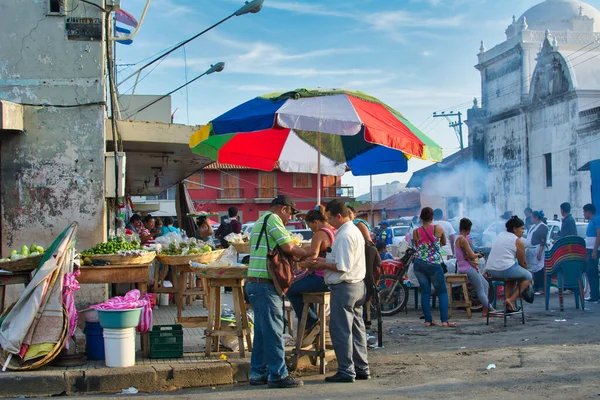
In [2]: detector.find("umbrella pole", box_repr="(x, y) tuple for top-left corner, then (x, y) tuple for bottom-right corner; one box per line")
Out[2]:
(370, 175), (374, 226)
(317, 132), (321, 205)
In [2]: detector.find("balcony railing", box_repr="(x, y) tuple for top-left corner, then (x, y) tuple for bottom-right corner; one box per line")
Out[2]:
(322, 186), (355, 199)
(218, 187), (245, 200)
(255, 187), (280, 199)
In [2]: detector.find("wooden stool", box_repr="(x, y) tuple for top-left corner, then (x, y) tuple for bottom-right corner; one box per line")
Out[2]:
(290, 292), (330, 374)
(152, 263), (179, 305)
(446, 274), (472, 318)
(284, 299), (294, 334)
(486, 278), (525, 327)
(205, 276), (253, 358)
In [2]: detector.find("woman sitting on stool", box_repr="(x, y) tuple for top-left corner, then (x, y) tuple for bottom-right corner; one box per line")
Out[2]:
(486, 216), (532, 313)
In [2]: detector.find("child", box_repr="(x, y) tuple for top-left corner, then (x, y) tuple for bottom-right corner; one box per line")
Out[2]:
(377, 241), (394, 260)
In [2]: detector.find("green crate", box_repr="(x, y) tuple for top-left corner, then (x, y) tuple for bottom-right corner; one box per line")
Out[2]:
(149, 324), (183, 359)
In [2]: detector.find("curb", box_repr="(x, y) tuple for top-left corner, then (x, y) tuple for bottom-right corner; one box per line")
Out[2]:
(0, 360), (251, 397)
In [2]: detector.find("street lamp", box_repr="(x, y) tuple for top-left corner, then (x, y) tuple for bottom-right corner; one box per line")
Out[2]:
(127, 62), (225, 119)
(118, 0), (265, 92)
(235, 0), (265, 16)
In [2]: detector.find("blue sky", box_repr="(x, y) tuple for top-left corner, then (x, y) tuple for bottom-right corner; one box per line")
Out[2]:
(116, 0), (597, 196)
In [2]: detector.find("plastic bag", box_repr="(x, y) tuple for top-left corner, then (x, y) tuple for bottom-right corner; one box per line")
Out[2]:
(225, 232), (249, 244)
(155, 231), (184, 248)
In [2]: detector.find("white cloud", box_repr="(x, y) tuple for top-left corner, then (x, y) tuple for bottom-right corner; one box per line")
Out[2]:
(264, 1), (356, 18)
(421, 51), (434, 57)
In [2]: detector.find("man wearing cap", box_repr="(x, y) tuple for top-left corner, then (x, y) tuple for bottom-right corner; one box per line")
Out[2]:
(378, 221), (393, 246)
(247, 195), (307, 389)
(307, 199), (369, 383)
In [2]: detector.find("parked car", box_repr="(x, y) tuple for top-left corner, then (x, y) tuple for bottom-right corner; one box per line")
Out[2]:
(391, 225), (411, 245)
(286, 220), (307, 230)
(242, 222), (255, 235)
(483, 219), (561, 250)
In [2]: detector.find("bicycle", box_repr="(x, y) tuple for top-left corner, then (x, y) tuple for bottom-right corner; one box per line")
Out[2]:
(377, 248), (415, 316)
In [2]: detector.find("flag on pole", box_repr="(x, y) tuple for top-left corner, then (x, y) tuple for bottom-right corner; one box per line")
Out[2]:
(115, 9), (138, 28)
(115, 26), (133, 45)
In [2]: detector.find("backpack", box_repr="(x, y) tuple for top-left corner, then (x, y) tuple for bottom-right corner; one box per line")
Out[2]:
(217, 221), (234, 248)
(365, 241), (383, 286)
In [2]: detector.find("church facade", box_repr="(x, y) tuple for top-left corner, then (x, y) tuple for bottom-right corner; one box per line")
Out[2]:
(466, 0), (600, 216)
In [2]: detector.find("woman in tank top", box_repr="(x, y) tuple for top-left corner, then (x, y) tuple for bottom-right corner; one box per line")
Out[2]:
(348, 205), (373, 243)
(286, 205), (334, 347)
(412, 207), (455, 327)
(454, 218), (495, 317)
(486, 216), (532, 312)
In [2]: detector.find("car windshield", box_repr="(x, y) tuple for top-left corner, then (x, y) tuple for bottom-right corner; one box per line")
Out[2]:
(393, 227), (410, 236)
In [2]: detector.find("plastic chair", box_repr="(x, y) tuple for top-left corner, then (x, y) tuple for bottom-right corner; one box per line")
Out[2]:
(544, 236), (587, 311)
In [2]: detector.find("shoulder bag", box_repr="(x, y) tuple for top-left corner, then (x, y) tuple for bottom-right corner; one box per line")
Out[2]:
(256, 214), (296, 296)
(420, 226), (448, 273)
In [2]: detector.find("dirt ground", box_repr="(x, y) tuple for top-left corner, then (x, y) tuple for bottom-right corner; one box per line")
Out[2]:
(66, 292), (600, 399)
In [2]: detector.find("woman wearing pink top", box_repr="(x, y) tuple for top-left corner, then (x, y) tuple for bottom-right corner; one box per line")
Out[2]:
(288, 205), (334, 347)
(454, 218), (495, 317)
(412, 207), (455, 327)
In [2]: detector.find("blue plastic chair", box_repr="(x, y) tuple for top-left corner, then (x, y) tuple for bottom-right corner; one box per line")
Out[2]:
(544, 237), (587, 311)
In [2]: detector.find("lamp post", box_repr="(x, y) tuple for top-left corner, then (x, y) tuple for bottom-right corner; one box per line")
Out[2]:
(127, 62), (225, 119)
(117, 0), (264, 92)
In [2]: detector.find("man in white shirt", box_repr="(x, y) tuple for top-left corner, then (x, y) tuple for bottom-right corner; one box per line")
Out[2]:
(434, 209), (456, 257)
(307, 199), (368, 383)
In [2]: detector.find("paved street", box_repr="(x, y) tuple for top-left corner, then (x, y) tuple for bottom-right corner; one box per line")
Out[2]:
(62, 292), (600, 399)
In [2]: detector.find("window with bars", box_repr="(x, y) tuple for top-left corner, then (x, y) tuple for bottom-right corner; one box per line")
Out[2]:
(293, 173), (311, 188)
(544, 153), (553, 188)
(187, 173), (204, 190)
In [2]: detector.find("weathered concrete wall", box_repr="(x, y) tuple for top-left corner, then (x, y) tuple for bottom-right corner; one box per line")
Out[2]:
(0, 0), (107, 304)
(527, 98), (590, 216)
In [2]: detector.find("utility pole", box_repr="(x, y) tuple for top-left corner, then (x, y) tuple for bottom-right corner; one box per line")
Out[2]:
(433, 110), (466, 217)
(433, 111), (464, 151)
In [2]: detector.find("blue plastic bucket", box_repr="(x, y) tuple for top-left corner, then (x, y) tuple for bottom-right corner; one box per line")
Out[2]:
(84, 321), (105, 361)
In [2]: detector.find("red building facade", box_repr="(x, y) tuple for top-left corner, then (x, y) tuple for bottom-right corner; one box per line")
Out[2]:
(188, 164), (354, 223)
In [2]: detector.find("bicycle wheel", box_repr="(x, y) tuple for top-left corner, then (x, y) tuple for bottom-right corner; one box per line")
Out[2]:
(379, 274), (409, 316)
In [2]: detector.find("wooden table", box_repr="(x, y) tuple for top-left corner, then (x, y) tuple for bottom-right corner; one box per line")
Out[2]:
(198, 266), (251, 358)
(0, 271), (32, 312)
(77, 264), (151, 357)
(172, 264), (208, 328)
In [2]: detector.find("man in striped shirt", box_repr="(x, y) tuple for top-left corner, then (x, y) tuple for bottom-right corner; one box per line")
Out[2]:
(247, 195), (307, 389)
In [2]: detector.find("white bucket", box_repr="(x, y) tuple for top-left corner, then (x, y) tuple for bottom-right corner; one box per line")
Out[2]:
(159, 293), (169, 306)
(103, 328), (136, 368)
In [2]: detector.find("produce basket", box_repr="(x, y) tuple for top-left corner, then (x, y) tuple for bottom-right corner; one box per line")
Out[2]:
(149, 325), (184, 359)
(193, 265), (248, 279)
(231, 242), (251, 254)
(156, 249), (225, 265)
(0, 255), (43, 273)
(84, 252), (156, 265)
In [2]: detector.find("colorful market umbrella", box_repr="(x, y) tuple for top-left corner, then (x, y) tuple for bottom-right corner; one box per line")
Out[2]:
(189, 88), (442, 202)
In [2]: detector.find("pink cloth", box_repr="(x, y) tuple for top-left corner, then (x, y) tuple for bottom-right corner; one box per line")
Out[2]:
(62, 270), (81, 349)
(91, 290), (154, 333)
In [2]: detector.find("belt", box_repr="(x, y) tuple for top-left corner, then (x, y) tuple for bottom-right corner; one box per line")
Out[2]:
(246, 277), (273, 284)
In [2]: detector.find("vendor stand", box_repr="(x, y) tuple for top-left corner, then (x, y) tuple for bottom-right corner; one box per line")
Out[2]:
(76, 252), (156, 357)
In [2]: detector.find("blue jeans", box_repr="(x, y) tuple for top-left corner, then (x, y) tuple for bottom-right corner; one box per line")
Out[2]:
(286, 274), (329, 329)
(246, 282), (288, 382)
(414, 259), (449, 323)
(587, 250), (599, 301)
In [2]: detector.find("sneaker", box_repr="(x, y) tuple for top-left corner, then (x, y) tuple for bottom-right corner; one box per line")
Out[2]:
(584, 297), (599, 302)
(356, 373), (371, 380)
(301, 323), (321, 348)
(325, 373), (355, 383)
(268, 376), (304, 389)
(249, 377), (268, 386)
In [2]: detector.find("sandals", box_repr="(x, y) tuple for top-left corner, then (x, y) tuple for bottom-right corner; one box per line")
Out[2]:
(442, 321), (457, 327)
(424, 321), (438, 327)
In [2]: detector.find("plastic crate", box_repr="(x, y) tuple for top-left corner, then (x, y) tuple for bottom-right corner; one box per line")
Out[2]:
(149, 325), (183, 359)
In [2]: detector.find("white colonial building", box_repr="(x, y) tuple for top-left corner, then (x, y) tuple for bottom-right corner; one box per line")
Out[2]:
(467, 0), (600, 216)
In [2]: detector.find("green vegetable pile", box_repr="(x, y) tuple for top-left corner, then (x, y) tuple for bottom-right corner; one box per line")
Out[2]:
(82, 237), (143, 255)
(160, 241), (212, 256)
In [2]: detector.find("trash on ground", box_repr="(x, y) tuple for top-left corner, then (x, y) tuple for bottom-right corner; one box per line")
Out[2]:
(486, 364), (496, 370)
(220, 354), (227, 360)
(119, 387), (138, 395)
(554, 319), (567, 322)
